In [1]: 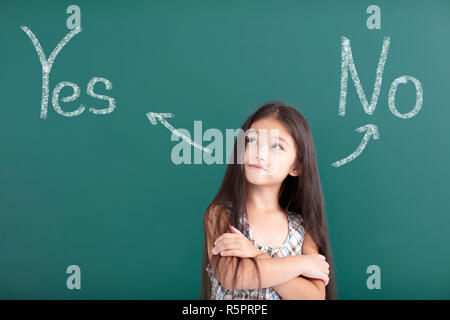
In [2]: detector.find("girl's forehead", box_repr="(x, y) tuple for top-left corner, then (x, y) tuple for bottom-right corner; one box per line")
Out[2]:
(249, 118), (292, 139)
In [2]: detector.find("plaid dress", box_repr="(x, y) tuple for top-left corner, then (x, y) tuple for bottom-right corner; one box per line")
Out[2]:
(206, 211), (305, 300)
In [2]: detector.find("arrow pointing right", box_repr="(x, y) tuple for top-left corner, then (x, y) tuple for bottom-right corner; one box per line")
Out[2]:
(332, 124), (380, 167)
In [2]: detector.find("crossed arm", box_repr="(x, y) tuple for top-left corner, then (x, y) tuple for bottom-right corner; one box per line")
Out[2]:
(207, 233), (325, 299)
(232, 231), (326, 300)
(272, 231), (326, 300)
(205, 207), (325, 299)
(207, 239), (307, 290)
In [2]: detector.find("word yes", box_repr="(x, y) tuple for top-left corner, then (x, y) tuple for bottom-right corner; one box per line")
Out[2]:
(21, 25), (116, 119)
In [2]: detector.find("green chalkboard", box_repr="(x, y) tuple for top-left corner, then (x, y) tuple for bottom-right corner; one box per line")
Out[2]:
(0, 0), (449, 299)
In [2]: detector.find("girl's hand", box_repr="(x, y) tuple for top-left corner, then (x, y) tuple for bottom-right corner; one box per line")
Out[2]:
(300, 254), (330, 286)
(212, 225), (262, 258)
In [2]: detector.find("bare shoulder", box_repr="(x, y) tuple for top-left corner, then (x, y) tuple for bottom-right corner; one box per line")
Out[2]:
(302, 230), (319, 253)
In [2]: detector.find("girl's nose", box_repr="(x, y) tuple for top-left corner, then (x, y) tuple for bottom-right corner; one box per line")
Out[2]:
(257, 144), (269, 161)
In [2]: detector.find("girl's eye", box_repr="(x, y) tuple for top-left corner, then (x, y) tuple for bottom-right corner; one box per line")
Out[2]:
(272, 143), (283, 150)
(246, 137), (283, 150)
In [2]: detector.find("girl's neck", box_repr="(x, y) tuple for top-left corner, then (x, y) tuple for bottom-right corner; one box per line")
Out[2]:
(245, 182), (284, 217)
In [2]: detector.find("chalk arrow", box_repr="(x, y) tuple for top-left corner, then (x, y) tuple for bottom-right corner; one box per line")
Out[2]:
(146, 112), (212, 154)
(332, 124), (380, 167)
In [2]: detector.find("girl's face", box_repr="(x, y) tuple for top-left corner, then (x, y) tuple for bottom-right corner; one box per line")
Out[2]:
(244, 117), (301, 185)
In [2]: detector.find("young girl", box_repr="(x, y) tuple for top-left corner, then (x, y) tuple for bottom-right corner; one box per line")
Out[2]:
(200, 101), (337, 300)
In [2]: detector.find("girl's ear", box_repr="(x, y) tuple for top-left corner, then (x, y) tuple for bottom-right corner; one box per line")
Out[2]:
(289, 164), (302, 177)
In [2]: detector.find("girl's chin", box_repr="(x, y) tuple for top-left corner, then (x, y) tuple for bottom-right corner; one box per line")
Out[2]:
(246, 169), (273, 176)
(245, 175), (276, 184)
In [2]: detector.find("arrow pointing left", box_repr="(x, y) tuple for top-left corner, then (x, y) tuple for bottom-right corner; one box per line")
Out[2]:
(146, 112), (212, 154)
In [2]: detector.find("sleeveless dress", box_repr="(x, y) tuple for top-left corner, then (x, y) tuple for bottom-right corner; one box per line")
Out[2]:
(206, 211), (306, 300)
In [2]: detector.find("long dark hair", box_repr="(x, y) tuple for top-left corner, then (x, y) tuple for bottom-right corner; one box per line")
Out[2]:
(200, 101), (337, 300)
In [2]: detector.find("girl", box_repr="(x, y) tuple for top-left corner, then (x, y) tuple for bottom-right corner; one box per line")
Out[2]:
(200, 101), (337, 300)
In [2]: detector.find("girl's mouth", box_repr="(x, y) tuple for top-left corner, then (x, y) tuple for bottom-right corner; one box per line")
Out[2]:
(248, 164), (268, 171)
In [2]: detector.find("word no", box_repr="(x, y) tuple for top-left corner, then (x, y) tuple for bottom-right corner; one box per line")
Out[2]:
(339, 36), (423, 119)
(332, 35), (423, 168)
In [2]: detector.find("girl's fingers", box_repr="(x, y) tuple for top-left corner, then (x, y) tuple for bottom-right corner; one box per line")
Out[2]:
(219, 250), (240, 256)
(323, 267), (329, 276)
(214, 233), (237, 245)
(323, 273), (329, 286)
(215, 238), (235, 249)
(229, 225), (242, 233)
(214, 238), (239, 253)
(216, 229), (245, 244)
(316, 270), (328, 284)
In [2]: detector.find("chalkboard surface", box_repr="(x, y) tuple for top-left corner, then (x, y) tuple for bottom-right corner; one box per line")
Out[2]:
(1, 0), (449, 299)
